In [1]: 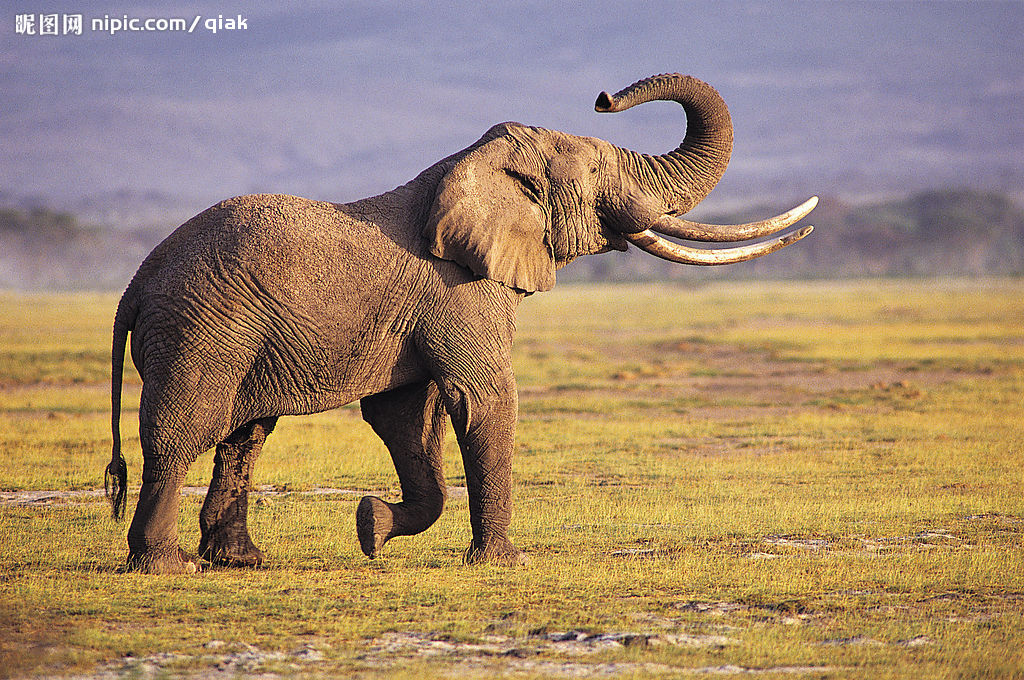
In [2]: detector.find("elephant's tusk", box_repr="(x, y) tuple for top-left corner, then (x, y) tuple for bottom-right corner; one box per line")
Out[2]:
(624, 225), (814, 265)
(652, 196), (818, 243)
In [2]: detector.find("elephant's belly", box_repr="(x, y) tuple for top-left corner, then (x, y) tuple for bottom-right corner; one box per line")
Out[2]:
(240, 327), (431, 418)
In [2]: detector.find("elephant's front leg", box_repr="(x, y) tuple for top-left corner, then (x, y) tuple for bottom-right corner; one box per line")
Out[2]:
(441, 374), (526, 566)
(198, 417), (277, 567)
(357, 381), (448, 558)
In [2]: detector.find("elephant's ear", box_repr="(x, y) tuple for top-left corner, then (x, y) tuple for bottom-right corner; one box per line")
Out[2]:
(425, 142), (555, 293)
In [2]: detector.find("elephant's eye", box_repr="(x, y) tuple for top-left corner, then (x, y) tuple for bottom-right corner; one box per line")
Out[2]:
(504, 168), (543, 203)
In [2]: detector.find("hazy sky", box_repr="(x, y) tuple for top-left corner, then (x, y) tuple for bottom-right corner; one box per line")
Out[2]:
(2, 0), (1022, 217)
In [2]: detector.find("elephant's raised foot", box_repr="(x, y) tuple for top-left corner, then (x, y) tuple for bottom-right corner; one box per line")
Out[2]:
(124, 547), (200, 574)
(198, 531), (265, 568)
(464, 539), (529, 567)
(356, 495), (393, 558)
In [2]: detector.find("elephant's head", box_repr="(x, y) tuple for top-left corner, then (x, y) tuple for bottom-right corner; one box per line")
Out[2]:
(425, 73), (815, 292)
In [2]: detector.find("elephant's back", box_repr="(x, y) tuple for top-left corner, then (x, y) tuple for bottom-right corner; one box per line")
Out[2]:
(131, 193), (405, 300)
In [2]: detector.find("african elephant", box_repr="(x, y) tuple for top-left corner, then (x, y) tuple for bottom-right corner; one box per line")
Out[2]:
(105, 73), (815, 573)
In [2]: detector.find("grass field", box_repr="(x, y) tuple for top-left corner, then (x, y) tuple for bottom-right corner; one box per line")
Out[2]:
(1, 279), (1022, 679)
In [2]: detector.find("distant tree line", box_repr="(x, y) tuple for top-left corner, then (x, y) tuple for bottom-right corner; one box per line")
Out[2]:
(0, 207), (150, 290)
(2, 189), (1023, 290)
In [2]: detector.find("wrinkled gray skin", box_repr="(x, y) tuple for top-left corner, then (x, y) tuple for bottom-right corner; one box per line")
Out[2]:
(105, 74), (808, 573)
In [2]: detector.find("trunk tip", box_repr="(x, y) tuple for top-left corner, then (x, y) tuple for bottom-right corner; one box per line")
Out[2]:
(595, 91), (616, 112)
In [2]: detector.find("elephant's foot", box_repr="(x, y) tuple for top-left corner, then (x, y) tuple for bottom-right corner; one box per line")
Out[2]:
(464, 538), (529, 567)
(124, 547), (200, 574)
(199, 526), (265, 568)
(356, 496), (394, 558)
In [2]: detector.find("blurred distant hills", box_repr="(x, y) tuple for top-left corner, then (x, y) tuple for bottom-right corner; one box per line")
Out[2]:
(561, 189), (1024, 282)
(2, 189), (1023, 291)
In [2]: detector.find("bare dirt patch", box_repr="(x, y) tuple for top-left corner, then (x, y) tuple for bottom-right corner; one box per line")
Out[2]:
(521, 339), (983, 424)
(65, 633), (843, 679)
(66, 642), (326, 680)
(0, 485), (469, 507)
(654, 343), (964, 413)
(354, 631), (837, 678)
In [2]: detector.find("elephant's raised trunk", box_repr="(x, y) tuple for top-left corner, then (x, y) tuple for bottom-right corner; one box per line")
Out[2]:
(596, 73), (733, 215)
(596, 73), (816, 265)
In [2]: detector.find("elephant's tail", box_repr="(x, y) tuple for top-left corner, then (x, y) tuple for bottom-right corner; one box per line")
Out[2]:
(106, 291), (136, 521)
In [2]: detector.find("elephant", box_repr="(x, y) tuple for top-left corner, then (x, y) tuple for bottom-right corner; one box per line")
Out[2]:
(104, 73), (816, 573)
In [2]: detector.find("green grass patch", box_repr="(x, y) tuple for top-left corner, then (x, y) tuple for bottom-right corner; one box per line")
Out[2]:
(1, 279), (1023, 678)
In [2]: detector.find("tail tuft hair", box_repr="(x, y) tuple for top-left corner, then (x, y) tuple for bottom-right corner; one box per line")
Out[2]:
(105, 454), (128, 521)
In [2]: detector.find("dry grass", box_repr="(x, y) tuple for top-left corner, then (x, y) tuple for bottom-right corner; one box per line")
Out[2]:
(1, 279), (1022, 679)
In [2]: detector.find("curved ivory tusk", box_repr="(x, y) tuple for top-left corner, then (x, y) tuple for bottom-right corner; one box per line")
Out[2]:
(653, 196), (818, 242)
(625, 225), (814, 265)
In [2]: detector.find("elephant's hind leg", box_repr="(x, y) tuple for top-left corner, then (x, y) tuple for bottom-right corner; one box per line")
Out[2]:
(127, 424), (203, 574)
(198, 417), (278, 567)
(357, 381), (448, 558)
